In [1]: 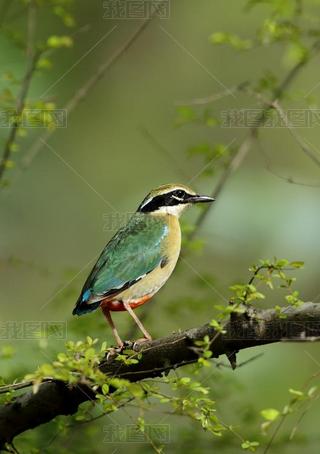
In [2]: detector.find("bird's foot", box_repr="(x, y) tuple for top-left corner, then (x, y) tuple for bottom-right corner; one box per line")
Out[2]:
(106, 340), (134, 361)
(106, 346), (121, 361)
(133, 337), (152, 352)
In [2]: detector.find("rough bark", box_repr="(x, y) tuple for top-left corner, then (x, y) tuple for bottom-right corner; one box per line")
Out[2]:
(0, 302), (319, 449)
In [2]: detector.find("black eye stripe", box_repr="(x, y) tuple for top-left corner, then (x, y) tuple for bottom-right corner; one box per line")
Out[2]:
(138, 189), (190, 212)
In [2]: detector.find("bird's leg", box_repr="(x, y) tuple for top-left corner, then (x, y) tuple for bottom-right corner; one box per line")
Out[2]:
(100, 305), (123, 348)
(123, 301), (152, 342)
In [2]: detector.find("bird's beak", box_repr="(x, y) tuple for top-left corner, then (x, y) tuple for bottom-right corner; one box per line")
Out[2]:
(186, 194), (215, 204)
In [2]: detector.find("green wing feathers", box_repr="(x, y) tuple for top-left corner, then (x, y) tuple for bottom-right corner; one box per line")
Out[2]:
(73, 214), (168, 314)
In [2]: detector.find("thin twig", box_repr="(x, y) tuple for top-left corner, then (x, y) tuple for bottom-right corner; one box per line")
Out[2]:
(188, 47), (320, 241)
(272, 99), (320, 168)
(214, 352), (264, 369)
(187, 135), (253, 241)
(0, 377), (52, 394)
(257, 138), (320, 188)
(0, 0), (39, 184)
(8, 442), (20, 454)
(41, 23), (92, 66)
(26, 0), (36, 58)
(289, 393), (320, 440)
(176, 81), (249, 106)
(66, 397), (135, 428)
(20, 10), (162, 171)
(264, 368), (320, 453)
(264, 414), (286, 454)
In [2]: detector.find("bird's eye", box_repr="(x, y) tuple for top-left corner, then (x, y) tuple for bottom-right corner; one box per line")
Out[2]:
(175, 190), (184, 198)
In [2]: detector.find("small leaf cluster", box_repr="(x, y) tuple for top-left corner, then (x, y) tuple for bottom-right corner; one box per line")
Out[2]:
(147, 377), (225, 437)
(210, 0), (319, 67)
(229, 258), (304, 311)
(0, 0), (75, 181)
(260, 385), (318, 436)
(25, 337), (108, 391)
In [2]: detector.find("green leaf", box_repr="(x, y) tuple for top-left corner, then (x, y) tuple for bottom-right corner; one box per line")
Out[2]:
(261, 408), (280, 421)
(4, 160), (15, 168)
(39, 364), (55, 376)
(210, 319), (224, 332)
(289, 261), (304, 269)
(0, 345), (15, 359)
(57, 353), (68, 362)
(53, 6), (75, 27)
(36, 58), (52, 70)
(209, 32), (252, 50)
(241, 440), (260, 451)
(285, 42), (309, 66)
(47, 35), (73, 49)
(308, 386), (317, 398)
(175, 106), (197, 126)
(276, 259), (289, 268)
(289, 388), (304, 398)
(102, 384), (109, 395)
(100, 341), (107, 352)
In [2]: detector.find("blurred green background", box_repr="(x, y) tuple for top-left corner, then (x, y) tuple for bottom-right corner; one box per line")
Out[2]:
(1, 0), (320, 452)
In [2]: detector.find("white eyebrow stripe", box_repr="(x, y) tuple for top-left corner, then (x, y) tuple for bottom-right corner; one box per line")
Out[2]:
(140, 197), (152, 209)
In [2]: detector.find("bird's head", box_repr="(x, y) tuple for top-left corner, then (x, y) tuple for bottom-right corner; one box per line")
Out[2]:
(137, 183), (214, 217)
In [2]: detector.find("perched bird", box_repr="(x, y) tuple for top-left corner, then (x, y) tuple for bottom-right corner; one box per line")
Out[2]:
(73, 183), (214, 347)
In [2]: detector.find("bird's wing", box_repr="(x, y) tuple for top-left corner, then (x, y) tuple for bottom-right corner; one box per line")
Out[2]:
(73, 214), (168, 314)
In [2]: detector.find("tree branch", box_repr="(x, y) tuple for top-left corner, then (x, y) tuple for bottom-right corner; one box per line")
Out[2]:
(188, 48), (320, 240)
(128, 45), (320, 339)
(0, 0), (39, 184)
(19, 9), (162, 172)
(0, 302), (320, 449)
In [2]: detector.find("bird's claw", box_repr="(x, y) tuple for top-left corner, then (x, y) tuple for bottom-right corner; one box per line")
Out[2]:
(106, 344), (125, 361)
(106, 338), (151, 360)
(106, 340), (134, 361)
(133, 337), (152, 352)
